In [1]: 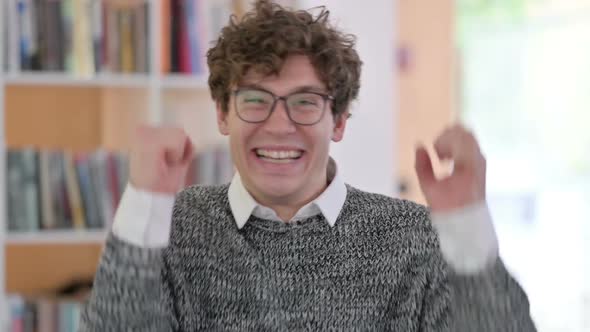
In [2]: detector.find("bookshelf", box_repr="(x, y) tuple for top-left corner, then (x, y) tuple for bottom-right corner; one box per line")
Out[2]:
(5, 230), (107, 245)
(161, 73), (209, 89)
(0, 0), (251, 329)
(0, 0), (7, 327)
(1, 0), (396, 330)
(3, 72), (152, 88)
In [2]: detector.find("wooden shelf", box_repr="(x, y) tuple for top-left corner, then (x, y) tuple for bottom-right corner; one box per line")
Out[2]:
(3, 72), (151, 88)
(5, 230), (107, 245)
(5, 85), (149, 151)
(2, 72), (210, 90)
(161, 73), (209, 90)
(6, 242), (103, 294)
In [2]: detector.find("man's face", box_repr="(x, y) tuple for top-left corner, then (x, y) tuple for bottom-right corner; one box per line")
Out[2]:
(217, 55), (348, 205)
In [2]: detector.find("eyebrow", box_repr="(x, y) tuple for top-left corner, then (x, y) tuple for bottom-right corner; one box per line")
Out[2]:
(237, 83), (329, 95)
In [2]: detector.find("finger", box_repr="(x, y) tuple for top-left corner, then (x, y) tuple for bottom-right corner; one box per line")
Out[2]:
(156, 128), (190, 164)
(414, 145), (436, 190)
(180, 136), (195, 164)
(159, 127), (190, 150)
(433, 127), (462, 160)
(136, 125), (187, 151)
(434, 126), (479, 167)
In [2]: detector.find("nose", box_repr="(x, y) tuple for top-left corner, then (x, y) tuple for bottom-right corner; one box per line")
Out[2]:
(262, 99), (297, 135)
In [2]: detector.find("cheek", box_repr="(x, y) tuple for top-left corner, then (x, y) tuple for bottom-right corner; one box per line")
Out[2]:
(306, 127), (333, 155)
(229, 125), (256, 156)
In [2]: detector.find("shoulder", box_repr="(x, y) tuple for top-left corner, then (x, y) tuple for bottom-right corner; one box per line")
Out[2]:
(169, 184), (232, 236)
(344, 184), (430, 227)
(174, 184), (230, 213)
(343, 184), (438, 249)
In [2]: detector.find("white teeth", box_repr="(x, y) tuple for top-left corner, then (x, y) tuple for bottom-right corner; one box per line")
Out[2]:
(256, 149), (302, 160)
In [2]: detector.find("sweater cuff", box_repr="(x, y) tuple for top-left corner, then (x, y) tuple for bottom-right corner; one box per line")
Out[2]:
(431, 201), (499, 275)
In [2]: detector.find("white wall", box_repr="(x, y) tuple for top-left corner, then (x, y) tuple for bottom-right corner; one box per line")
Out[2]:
(299, 0), (397, 197)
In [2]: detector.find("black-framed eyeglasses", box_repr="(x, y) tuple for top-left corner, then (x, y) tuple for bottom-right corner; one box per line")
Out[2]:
(232, 88), (334, 126)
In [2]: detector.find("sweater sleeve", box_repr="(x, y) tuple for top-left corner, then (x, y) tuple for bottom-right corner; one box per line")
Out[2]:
(448, 257), (537, 331)
(78, 233), (178, 331)
(420, 242), (537, 331)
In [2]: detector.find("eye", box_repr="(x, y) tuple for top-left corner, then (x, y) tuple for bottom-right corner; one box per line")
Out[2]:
(244, 97), (267, 104)
(289, 93), (325, 110)
(238, 90), (272, 105)
(294, 99), (317, 105)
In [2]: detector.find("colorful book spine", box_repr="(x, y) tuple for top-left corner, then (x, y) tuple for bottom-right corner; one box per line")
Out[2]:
(2, 0), (149, 74)
(8, 295), (86, 332)
(5, 149), (133, 233)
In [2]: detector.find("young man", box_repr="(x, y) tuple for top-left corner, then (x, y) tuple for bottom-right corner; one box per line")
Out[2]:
(81, 1), (536, 331)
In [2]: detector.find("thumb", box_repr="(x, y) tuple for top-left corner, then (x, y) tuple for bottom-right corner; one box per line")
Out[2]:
(164, 137), (194, 165)
(180, 137), (195, 164)
(414, 146), (436, 191)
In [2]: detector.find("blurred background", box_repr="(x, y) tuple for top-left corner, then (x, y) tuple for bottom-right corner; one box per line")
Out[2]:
(456, 0), (590, 330)
(0, 0), (588, 331)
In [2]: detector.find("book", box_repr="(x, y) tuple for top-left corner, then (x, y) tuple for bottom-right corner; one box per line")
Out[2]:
(60, 0), (74, 73)
(75, 154), (102, 229)
(63, 152), (86, 229)
(161, 0), (171, 73)
(89, 151), (114, 228)
(4, 147), (232, 234)
(134, 2), (148, 73)
(20, 148), (41, 231)
(6, 150), (27, 231)
(185, 0), (201, 74)
(2, 0), (149, 74)
(90, 0), (103, 72)
(6, 149), (130, 233)
(185, 146), (234, 186)
(8, 294), (87, 332)
(17, 0), (34, 70)
(7, 0), (20, 71)
(161, 0), (256, 75)
(38, 150), (56, 230)
(44, 0), (65, 71)
(118, 7), (135, 72)
(170, 0), (181, 73)
(71, 0), (95, 77)
(2, 0), (10, 71)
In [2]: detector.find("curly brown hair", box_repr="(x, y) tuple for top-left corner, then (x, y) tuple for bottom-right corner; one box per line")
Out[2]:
(207, 0), (362, 117)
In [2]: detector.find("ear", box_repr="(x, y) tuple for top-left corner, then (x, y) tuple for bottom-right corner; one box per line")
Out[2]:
(331, 111), (349, 142)
(216, 102), (230, 136)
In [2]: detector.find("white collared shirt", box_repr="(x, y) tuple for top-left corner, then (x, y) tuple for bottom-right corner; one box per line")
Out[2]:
(112, 159), (498, 275)
(229, 158), (346, 229)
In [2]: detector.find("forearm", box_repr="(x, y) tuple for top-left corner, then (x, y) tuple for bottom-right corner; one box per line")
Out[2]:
(79, 233), (176, 331)
(425, 202), (536, 331)
(449, 257), (536, 332)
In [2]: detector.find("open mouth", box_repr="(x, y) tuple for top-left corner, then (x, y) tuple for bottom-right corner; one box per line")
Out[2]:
(254, 148), (304, 163)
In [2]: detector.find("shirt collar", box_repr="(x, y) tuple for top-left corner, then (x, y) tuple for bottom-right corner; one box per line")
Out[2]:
(228, 157), (347, 229)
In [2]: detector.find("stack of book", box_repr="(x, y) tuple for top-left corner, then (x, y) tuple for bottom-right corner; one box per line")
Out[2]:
(160, 0), (298, 75)
(6, 149), (129, 232)
(2, 0), (150, 75)
(184, 145), (234, 186)
(5, 146), (233, 234)
(7, 294), (87, 332)
(161, 0), (235, 75)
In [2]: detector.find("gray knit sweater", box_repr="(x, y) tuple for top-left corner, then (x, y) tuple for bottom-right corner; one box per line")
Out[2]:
(80, 184), (536, 331)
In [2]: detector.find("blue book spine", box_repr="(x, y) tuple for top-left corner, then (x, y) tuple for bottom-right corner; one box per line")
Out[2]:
(185, 0), (201, 74)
